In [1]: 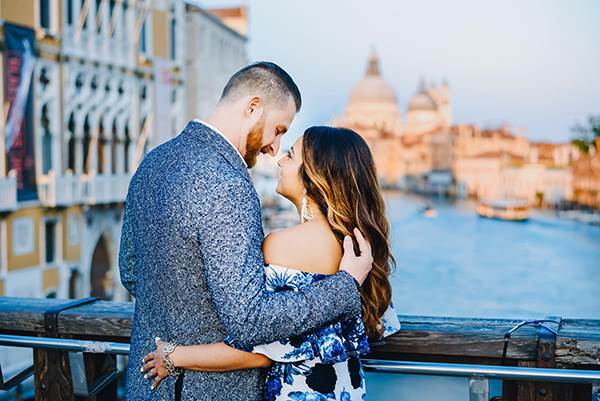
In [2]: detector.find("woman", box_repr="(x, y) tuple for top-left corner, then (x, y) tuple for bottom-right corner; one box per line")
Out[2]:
(142, 126), (400, 400)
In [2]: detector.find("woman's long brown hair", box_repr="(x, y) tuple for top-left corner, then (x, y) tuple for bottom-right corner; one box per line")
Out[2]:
(300, 126), (395, 339)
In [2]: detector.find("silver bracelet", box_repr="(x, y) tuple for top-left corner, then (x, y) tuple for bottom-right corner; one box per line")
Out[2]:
(162, 342), (182, 377)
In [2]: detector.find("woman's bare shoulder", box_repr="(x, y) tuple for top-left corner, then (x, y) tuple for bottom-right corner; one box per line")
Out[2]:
(263, 222), (342, 274)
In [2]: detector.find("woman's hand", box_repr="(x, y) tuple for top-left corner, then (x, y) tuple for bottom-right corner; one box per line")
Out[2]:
(141, 338), (169, 390)
(340, 228), (373, 285)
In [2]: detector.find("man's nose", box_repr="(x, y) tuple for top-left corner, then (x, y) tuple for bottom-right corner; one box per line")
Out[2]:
(267, 138), (281, 156)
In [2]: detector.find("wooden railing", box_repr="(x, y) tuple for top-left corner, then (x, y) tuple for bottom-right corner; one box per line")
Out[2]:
(0, 297), (599, 401)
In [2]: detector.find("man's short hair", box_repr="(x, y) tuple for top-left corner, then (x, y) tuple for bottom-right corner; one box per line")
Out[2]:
(219, 62), (302, 112)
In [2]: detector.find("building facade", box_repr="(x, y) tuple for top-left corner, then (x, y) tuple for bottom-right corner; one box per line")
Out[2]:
(453, 126), (577, 205)
(0, 0), (249, 303)
(571, 138), (600, 210)
(333, 50), (454, 192)
(334, 50), (578, 205)
(0, 0), (184, 304)
(185, 4), (248, 121)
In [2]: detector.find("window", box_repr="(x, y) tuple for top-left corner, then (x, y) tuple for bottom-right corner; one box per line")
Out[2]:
(82, 115), (91, 174)
(170, 18), (176, 60)
(40, 0), (51, 30)
(41, 104), (52, 174)
(45, 221), (56, 264)
(81, 0), (88, 29)
(67, 112), (76, 173)
(124, 123), (130, 173)
(95, 0), (102, 33)
(98, 122), (105, 174)
(42, 130), (52, 174)
(68, 268), (81, 299)
(67, 0), (74, 25)
(111, 120), (118, 174)
(140, 19), (147, 53)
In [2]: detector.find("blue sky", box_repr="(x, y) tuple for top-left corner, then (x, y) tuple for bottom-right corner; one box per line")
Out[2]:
(194, 0), (600, 146)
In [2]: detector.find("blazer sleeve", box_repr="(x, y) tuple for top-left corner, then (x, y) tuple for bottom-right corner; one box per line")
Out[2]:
(118, 198), (137, 297)
(196, 178), (362, 350)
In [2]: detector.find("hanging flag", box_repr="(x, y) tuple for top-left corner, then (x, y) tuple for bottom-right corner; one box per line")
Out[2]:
(4, 23), (37, 201)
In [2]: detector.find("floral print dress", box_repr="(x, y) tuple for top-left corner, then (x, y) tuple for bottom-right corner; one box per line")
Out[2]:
(225, 264), (401, 401)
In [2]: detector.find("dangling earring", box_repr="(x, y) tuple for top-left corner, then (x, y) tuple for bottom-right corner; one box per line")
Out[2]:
(301, 189), (314, 223)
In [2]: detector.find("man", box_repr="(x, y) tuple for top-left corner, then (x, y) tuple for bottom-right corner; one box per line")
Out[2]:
(119, 62), (372, 401)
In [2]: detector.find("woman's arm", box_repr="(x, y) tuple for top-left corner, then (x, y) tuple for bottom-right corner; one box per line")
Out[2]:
(142, 339), (271, 390)
(170, 342), (271, 371)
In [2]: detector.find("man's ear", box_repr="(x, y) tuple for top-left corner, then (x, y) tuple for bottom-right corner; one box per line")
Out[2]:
(246, 96), (262, 116)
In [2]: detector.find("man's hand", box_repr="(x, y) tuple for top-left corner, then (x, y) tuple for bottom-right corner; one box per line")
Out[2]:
(340, 228), (373, 286)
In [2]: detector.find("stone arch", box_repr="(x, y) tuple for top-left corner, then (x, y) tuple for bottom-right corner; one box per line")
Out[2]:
(90, 234), (113, 300)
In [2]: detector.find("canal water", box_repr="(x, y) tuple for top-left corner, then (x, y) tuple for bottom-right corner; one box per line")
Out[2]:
(367, 192), (600, 401)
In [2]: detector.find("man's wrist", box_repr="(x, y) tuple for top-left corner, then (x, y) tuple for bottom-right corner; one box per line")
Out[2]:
(339, 270), (361, 289)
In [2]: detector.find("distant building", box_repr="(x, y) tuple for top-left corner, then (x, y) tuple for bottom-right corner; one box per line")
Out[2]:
(185, 4), (248, 120)
(453, 127), (576, 205)
(333, 50), (454, 192)
(571, 138), (600, 210)
(334, 50), (577, 204)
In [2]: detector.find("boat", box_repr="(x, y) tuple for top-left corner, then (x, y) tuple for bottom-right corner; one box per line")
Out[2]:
(476, 199), (529, 222)
(420, 204), (438, 218)
(558, 209), (600, 226)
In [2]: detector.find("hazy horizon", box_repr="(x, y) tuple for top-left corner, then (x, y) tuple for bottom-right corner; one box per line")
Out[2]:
(193, 0), (600, 146)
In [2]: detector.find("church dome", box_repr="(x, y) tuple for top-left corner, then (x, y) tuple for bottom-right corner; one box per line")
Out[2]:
(407, 81), (437, 111)
(348, 50), (397, 105)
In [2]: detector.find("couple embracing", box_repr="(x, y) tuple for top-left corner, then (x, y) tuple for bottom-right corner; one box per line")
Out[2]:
(119, 61), (399, 401)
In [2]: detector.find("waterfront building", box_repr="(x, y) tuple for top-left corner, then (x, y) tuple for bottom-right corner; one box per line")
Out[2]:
(0, 0), (185, 304)
(185, 4), (248, 120)
(571, 138), (600, 210)
(453, 131), (576, 205)
(0, 0), (248, 302)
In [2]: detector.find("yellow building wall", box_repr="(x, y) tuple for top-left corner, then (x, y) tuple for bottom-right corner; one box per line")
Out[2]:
(0, 0), (36, 28)
(0, 279), (4, 295)
(42, 266), (59, 291)
(62, 207), (81, 262)
(152, 10), (169, 59)
(7, 208), (41, 271)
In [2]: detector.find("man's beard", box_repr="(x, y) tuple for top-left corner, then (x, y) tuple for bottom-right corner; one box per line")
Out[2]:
(244, 115), (269, 168)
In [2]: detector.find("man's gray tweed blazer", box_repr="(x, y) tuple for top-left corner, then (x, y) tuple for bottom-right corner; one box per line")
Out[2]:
(119, 120), (362, 401)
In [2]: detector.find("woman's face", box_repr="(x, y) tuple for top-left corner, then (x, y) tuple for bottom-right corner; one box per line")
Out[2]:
(276, 135), (304, 202)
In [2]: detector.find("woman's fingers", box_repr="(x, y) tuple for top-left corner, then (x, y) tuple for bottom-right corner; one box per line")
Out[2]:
(342, 235), (356, 257)
(141, 361), (154, 373)
(150, 374), (164, 391)
(353, 227), (372, 259)
(144, 368), (157, 379)
(142, 353), (155, 364)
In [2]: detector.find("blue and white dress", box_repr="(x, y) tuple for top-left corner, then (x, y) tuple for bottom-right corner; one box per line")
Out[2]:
(225, 264), (401, 401)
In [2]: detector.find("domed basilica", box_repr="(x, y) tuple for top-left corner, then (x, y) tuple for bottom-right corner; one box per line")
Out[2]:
(333, 50), (454, 188)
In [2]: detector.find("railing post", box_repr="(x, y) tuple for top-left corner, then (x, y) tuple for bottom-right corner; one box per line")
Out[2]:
(469, 376), (489, 401)
(34, 348), (74, 401)
(535, 316), (561, 401)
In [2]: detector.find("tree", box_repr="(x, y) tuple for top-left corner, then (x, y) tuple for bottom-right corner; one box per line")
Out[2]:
(571, 114), (600, 153)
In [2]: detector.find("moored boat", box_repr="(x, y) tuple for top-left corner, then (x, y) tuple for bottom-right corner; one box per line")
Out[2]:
(477, 199), (529, 222)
